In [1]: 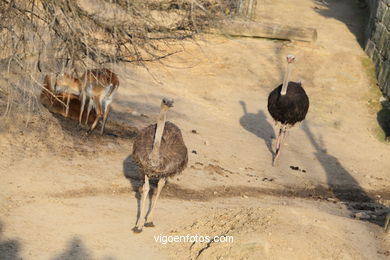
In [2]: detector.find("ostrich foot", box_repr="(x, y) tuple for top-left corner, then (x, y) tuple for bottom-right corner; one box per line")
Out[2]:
(132, 227), (143, 233)
(144, 222), (155, 227)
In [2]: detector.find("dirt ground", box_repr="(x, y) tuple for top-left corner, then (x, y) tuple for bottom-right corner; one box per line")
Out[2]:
(1, 0), (390, 259)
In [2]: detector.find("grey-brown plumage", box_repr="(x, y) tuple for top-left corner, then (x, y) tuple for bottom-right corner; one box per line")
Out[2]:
(132, 121), (188, 178)
(131, 98), (188, 233)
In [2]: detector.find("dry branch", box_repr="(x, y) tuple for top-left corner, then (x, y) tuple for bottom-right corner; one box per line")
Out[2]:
(0, 0), (243, 119)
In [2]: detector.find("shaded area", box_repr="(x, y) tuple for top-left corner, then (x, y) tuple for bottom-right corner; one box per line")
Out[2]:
(52, 237), (114, 260)
(0, 221), (21, 260)
(51, 179), (390, 204)
(314, 0), (370, 47)
(377, 101), (390, 141)
(40, 74), (139, 141)
(123, 154), (157, 225)
(302, 121), (389, 226)
(239, 100), (275, 155)
(52, 238), (91, 260)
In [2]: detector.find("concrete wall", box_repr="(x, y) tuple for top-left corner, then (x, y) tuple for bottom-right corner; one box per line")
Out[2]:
(365, 0), (390, 98)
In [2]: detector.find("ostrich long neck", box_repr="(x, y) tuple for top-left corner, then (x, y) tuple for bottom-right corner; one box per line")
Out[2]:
(280, 62), (292, 96)
(150, 107), (167, 164)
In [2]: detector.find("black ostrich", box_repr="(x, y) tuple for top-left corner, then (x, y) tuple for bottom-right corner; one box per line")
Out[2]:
(132, 98), (188, 233)
(267, 55), (309, 165)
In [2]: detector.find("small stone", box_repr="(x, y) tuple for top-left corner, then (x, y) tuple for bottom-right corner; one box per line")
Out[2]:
(243, 195), (248, 199)
(191, 129), (198, 134)
(213, 191), (218, 195)
(204, 141), (209, 145)
(354, 212), (371, 219)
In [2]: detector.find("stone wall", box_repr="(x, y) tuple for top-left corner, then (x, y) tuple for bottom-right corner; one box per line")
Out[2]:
(365, 0), (390, 98)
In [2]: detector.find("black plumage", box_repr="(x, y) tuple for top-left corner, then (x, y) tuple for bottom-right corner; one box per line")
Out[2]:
(267, 82), (309, 126)
(132, 121), (188, 179)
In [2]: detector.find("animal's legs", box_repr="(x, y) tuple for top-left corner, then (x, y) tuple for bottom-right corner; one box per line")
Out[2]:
(273, 126), (287, 166)
(134, 175), (150, 233)
(100, 101), (111, 135)
(145, 178), (166, 227)
(87, 96), (102, 134)
(79, 91), (86, 125)
(85, 98), (93, 125)
(65, 94), (70, 117)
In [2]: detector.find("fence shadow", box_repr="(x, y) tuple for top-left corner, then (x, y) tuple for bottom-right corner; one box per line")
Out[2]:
(313, 0), (370, 47)
(377, 101), (390, 141)
(302, 121), (388, 227)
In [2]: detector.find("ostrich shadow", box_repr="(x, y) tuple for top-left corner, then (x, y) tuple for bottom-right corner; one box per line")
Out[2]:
(239, 100), (275, 155)
(302, 121), (389, 227)
(123, 154), (157, 226)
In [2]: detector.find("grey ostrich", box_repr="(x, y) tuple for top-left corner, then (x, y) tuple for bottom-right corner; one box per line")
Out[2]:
(132, 98), (188, 233)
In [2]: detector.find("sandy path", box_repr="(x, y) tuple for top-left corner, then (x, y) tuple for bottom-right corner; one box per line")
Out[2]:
(1, 0), (389, 259)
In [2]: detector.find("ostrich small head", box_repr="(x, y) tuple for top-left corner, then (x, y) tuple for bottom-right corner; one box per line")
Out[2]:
(162, 98), (174, 109)
(286, 54), (295, 64)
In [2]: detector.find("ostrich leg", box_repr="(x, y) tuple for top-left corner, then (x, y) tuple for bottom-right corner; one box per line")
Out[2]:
(273, 126), (287, 166)
(385, 213), (390, 232)
(145, 178), (167, 227)
(134, 175), (150, 233)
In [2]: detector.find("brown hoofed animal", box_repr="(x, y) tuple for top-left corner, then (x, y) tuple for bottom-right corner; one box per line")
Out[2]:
(41, 75), (97, 123)
(132, 98), (188, 233)
(79, 69), (119, 135)
(53, 69), (119, 134)
(52, 72), (83, 117)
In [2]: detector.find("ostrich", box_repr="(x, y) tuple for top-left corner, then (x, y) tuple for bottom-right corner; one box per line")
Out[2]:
(267, 54), (309, 165)
(132, 98), (188, 233)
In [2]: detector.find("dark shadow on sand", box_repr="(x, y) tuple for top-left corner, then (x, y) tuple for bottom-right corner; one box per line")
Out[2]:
(314, 0), (370, 48)
(302, 121), (389, 227)
(0, 221), (21, 260)
(123, 154), (156, 226)
(239, 100), (275, 155)
(377, 101), (390, 141)
(52, 237), (92, 260)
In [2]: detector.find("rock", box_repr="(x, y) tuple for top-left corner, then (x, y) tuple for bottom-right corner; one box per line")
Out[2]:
(354, 212), (371, 220)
